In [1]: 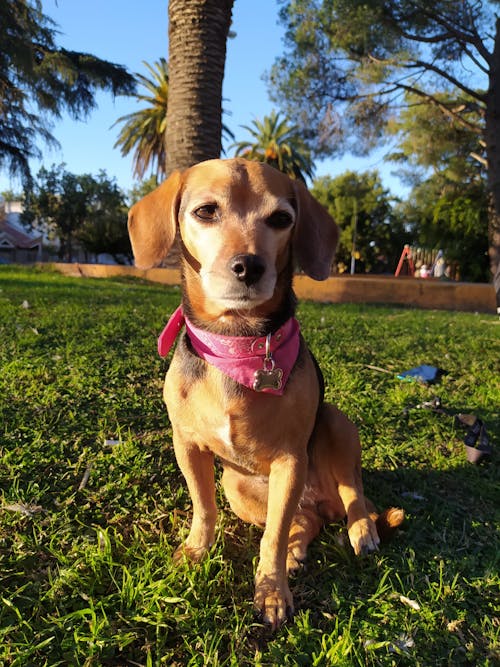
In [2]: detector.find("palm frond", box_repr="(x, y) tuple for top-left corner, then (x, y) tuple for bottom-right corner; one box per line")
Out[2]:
(113, 59), (169, 180)
(230, 111), (314, 181)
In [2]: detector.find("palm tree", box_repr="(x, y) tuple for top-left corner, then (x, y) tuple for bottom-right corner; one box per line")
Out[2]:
(231, 111), (314, 182)
(113, 59), (169, 180)
(165, 0), (234, 175)
(114, 56), (234, 181)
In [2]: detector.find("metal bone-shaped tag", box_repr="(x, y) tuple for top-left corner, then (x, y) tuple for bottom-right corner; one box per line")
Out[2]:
(253, 333), (283, 391)
(253, 366), (283, 391)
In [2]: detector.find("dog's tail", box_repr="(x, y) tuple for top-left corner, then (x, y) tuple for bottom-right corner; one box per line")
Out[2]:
(372, 507), (405, 542)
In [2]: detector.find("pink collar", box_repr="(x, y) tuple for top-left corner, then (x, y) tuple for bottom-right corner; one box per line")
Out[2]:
(158, 306), (300, 395)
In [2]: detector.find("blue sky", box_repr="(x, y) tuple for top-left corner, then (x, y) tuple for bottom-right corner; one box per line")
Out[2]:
(0, 0), (406, 197)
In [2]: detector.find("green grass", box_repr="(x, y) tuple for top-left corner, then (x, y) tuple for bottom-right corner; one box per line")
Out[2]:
(0, 264), (498, 666)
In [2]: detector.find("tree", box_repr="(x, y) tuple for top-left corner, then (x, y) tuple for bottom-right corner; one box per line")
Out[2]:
(231, 111), (314, 181)
(311, 171), (408, 273)
(270, 0), (500, 297)
(23, 165), (130, 262)
(128, 176), (161, 205)
(114, 59), (170, 181)
(388, 89), (489, 280)
(114, 57), (234, 182)
(387, 90), (487, 186)
(23, 165), (88, 260)
(77, 171), (132, 263)
(401, 176), (489, 281)
(165, 0), (234, 174)
(0, 0), (135, 187)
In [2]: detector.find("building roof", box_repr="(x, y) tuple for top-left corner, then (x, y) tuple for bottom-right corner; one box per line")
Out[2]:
(0, 218), (42, 249)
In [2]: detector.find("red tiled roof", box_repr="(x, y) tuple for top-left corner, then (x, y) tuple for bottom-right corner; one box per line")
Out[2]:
(0, 220), (42, 249)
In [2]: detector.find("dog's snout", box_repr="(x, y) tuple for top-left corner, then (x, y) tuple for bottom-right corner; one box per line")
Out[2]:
(230, 254), (266, 286)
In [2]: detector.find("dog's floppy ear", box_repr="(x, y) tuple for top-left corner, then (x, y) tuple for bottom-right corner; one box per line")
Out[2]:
(292, 179), (338, 280)
(128, 170), (183, 269)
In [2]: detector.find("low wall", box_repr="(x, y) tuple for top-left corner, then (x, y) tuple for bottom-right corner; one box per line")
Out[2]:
(49, 263), (497, 314)
(294, 274), (496, 313)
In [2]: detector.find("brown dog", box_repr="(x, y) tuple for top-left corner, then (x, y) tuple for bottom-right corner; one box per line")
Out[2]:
(128, 158), (403, 628)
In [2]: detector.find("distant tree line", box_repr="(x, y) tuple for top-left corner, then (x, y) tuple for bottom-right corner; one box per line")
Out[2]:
(21, 165), (132, 263)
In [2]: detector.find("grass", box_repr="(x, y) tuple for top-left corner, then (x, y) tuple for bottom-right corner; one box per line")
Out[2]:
(0, 263), (498, 666)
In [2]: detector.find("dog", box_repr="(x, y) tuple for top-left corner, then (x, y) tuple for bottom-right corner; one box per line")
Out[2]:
(128, 158), (403, 628)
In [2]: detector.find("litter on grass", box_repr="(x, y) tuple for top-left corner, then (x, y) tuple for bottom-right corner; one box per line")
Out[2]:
(364, 363), (446, 384)
(399, 595), (421, 611)
(366, 362), (492, 463)
(4, 502), (43, 516)
(457, 414), (492, 464)
(401, 491), (426, 501)
(405, 396), (492, 464)
(397, 364), (446, 384)
(78, 462), (93, 491)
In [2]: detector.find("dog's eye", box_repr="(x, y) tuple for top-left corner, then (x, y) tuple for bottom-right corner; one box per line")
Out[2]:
(194, 204), (219, 222)
(266, 210), (294, 229)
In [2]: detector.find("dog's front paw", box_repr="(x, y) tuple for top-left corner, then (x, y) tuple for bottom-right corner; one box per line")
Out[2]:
(348, 517), (380, 555)
(173, 542), (210, 563)
(254, 571), (294, 629)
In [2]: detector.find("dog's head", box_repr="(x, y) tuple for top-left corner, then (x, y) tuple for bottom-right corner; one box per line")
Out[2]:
(128, 158), (338, 314)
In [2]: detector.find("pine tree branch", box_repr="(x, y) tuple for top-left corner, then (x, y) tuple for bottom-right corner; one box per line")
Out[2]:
(364, 51), (485, 106)
(381, 5), (492, 68)
(409, 59), (486, 103)
(396, 83), (484, 135)
(420, 7), (492, 65)
(470, 151), (488, 167)
(460, 44), (490, 75)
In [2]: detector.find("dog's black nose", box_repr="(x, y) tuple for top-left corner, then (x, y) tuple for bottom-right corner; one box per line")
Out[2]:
(230, 254), (265, 286)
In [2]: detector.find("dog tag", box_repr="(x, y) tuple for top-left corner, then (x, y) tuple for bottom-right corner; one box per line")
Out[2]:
(253, 333), (283, 391)
(253, 366), (283, 392)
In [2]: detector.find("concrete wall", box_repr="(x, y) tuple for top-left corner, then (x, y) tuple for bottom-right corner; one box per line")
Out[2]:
(48, 263), (497, 314)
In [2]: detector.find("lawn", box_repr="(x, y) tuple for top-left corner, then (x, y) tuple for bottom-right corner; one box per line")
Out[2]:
(0, 264), (498, 666)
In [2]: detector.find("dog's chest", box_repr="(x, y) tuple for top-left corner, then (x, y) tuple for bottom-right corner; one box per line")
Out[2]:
(214, 419), (233, 450)
(212, 414), (258, 470)
(165, 361), (274, 473)
(164, 343), (320, 475)
(201, 403), (275, 474)
(193, 407), (270, 474)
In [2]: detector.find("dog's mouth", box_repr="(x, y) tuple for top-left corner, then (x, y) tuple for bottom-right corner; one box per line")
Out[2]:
(200, 268), (277, 310)
(212, 288), (273, 310)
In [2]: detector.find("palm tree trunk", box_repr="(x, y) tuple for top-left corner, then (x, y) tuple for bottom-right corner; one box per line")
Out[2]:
(486, 18), (500, 312)
(165, 0), (234, 175)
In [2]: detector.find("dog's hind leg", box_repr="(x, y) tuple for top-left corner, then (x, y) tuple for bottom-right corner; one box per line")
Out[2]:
(286, 507), (323, 573)
(337, 482), (380, 554)
(222, 469), (323, 573)
(311, 404), (380, 555)
(221, 467), (268, 527)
